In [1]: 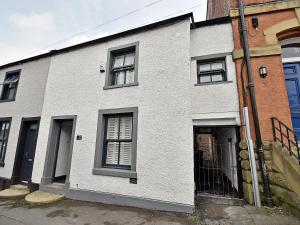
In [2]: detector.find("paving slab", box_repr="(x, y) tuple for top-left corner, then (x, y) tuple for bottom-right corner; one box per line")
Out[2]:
(195, 196), (300, 225)
(0, 185), (29, 199)
(25, 191), (64, 205)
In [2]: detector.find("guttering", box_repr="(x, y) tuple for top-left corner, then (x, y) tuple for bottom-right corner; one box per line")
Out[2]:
(238, 0), (273, 207)
(192, 16), (231, 29)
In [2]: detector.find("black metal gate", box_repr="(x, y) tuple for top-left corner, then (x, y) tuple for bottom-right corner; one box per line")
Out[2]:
(194, 141), (238, 197)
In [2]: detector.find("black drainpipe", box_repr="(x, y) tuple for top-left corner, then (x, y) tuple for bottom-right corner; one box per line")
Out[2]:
(238, 0), (273, 207)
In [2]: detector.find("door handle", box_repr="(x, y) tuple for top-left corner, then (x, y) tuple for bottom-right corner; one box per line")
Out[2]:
(28, 159), (33, 162)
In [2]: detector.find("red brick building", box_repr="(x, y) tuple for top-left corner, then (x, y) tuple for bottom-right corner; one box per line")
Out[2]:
(208, 0), (300, 141)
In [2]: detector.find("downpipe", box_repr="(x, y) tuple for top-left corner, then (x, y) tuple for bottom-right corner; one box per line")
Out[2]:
(243, 107), (261, 207)
(238, 0), (273, 207)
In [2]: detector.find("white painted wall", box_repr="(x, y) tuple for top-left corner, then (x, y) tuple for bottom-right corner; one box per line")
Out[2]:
(32, 20), (194, 206)
(190, 23), (240, 126)
(215, 127), (238, 190)
(55, 121), (72, 177)
(0, 58), (50, 178)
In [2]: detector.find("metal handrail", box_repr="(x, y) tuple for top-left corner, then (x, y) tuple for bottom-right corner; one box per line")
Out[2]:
(271, 117), (300, 164)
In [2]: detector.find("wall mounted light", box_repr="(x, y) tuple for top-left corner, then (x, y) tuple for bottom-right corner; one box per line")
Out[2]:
(259, 66), (268, 78)
(99, 65), (105, 73)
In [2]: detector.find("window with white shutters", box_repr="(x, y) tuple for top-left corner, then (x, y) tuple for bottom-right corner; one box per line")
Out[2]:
(0, 120), (11, 165)
(103, 114), (133, 169)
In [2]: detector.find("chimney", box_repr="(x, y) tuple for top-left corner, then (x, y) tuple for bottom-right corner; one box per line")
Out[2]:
(206, 0), (230, 20)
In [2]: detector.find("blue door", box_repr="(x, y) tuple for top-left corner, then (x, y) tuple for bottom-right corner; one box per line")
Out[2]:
(283, 63), (300, 139)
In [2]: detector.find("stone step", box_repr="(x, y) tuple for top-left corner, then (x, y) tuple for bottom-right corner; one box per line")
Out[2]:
(25, 191), (64, 205)
(10, 184), (29, 190)
(0, 185), (29, 199)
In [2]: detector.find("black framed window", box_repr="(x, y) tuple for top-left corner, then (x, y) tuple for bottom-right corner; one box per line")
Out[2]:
(103, 114), (133, 169)
(0, 120), (11, 165)
(197, 59), (226, 84)
(0, 70), (20, 101)
(110, 50), (135, 86)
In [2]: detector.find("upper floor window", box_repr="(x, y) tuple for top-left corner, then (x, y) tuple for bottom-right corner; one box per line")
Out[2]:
(112, 52), (135, 85)
(104, 42), (139, 89)
(0, 70), (20, 101)
(197, 59), (226, 84)
(0, 119), (11, 166)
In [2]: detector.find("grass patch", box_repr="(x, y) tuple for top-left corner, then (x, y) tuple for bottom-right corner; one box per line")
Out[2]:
(9, 199), (32, 209)
(187, 212), (201, 224)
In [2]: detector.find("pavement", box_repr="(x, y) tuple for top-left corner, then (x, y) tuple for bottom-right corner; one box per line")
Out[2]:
(0, 197), (299, 225)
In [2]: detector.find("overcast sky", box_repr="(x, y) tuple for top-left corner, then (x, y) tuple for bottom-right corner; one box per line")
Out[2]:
(0, 0), (207, 65)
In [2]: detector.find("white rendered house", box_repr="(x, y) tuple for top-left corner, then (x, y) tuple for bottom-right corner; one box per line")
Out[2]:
(0, 13), (241, 212)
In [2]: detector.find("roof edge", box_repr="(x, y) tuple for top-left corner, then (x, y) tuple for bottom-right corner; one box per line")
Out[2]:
(192, 16), (231, 29)
(0, 12), (193, 70)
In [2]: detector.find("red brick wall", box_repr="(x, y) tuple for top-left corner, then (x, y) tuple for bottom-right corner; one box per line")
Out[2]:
(206, 0), (277, 19)
(230, 0), (282, 8)
(231, 8), (296, 140)
(206, 0), (230, 19)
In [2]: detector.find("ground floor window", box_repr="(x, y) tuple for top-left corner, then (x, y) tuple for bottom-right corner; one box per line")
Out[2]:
(0, 118), (11, 166)
(103, 115), (133, 169)
(93, 107), (138, 179)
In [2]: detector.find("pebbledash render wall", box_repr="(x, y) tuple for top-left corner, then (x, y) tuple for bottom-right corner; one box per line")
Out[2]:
(0, 58), (50, 179)
(190, 22), (240, 126)
(31, 19), (195, 211)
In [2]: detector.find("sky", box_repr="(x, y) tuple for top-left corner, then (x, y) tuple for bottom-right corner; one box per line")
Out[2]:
(0, 0), (207, 65)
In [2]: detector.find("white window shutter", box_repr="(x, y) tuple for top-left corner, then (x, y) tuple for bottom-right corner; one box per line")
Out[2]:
(106, 142), (119, 165)
(119, 117), (132, 139)
(107, 118), (119, 139)
(119, 142), (132, 166)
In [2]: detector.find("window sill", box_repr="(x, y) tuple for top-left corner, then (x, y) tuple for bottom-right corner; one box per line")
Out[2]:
(103, 82), (139, 90)
(0, 161), (5, 167)
(194, 81), (233, 87)
(0, 99), (15, 103)
(93, 167), (137, 178)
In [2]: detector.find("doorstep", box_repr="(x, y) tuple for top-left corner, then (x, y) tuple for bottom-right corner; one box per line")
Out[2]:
(25, 190), (64, 205)
(0, 185), (30, 199)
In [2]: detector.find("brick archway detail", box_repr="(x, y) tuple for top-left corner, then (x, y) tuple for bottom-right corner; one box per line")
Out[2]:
(264, 8), (300, 45)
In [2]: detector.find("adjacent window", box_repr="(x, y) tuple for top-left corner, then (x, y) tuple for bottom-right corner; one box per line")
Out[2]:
(282, 44), (300, 58)
(0, 70), (20, 101)
(93, 107), (138, 178)
(197, 59), (226, 84)
(103, 115), (133, 169)
(104, 42), (139, 89)
(0, 119), (11, 166)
